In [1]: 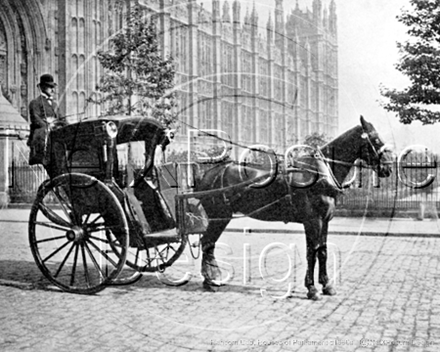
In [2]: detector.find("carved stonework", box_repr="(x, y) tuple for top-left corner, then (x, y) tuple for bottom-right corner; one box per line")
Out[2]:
(222, 23), (232, 41)
(20, 83), (26, 97)
(45, 38), (51, 51)
(222, 1), (231, 23)
(9, 85), (17, 106)
(173, 0), (188, 18)
(242, 31), (250, 49)
(198, 5), (212, 30)
(198, 5), (207, 24)
(20, 63), (26, 75)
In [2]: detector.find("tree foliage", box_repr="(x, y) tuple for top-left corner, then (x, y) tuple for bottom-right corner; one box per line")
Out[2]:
(89, 3), (176, 127)
(381, 0), (440, 124)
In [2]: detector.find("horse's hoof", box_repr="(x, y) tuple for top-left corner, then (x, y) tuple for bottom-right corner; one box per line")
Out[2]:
(307, 288), (321, 301)
(203, 281), (221, 292)
(210, 279), (225, 287)
(322, 285), (337, 296)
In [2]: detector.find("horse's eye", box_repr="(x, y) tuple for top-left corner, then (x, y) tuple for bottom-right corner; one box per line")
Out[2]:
(375, 138), (380, 144)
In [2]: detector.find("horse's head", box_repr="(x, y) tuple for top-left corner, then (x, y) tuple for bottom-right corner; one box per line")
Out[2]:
(359, 116), (393, 177)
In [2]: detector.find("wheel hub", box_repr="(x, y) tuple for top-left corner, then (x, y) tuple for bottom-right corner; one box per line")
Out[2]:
(66, 226), (86, 243)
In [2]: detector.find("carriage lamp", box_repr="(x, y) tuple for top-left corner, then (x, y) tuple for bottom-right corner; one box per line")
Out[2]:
(166, 129), (175, 140)
(106, 121), (118, 138)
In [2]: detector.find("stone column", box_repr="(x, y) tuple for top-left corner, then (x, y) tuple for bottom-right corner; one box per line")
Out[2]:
(0, 132), (9, 206)
(0, 83), (29, 207)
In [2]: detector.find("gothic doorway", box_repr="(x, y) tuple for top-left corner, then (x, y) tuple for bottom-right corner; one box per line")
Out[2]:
(0, 0), (47, 122)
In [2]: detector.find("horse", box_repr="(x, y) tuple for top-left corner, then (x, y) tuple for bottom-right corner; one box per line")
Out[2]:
(194, 116), (393, 300)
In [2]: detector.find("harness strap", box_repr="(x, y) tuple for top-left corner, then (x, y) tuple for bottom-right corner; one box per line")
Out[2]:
(315, 149), (343, 191)
(214, 163), (233, 206)
(282, 172), (295, 205)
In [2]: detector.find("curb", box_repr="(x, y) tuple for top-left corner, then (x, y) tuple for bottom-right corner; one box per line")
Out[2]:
(224, 228), (440, 238)
(2, 206), (439, 238)
(3, 204), (32, 209)
(0, 219), (29, 223)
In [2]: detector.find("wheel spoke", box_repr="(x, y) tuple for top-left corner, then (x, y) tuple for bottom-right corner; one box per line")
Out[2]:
(88, 234), (111, 245)
(109, 238), (123, 249)
(70, 244), (79, 286)
(88, 214), (103, 226)
(52, 188), (73, 223)
(83, 214), (91, 223)
(87, 238), (119, 269)
(53, 242), (75, 278)
(38, 202), (72, 228)
(155, 246), (167, 265)
(87, 223), (108, 233)
(87, 224), (122, 235)
(130, 248), (148, 267)
(81, 244), (91, 287)
(84, 242), (105, 280)
(42, 240), (71, 264)
(82, 213), (92, 226)
(161, 246), (177, 259)
(33, 234), (66, 245)
(34, 221), (70, 232)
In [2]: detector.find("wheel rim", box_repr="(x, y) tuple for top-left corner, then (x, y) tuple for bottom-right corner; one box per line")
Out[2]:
(29, 174), (128, 294)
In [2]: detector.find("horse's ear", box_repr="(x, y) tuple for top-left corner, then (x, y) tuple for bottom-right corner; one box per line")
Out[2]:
(360, 115), (369, 131)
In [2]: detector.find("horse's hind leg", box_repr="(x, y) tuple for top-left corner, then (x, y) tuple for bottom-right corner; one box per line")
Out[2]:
(317, 222), (336, 296)
(318, 247), (336, 296)
(200, 214), (231, 291)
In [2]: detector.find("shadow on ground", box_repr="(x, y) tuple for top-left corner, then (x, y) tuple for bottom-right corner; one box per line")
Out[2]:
(0, 259), (309, 301)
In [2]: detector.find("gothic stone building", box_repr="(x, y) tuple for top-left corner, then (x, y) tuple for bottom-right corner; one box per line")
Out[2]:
(0, 0), (337, 160)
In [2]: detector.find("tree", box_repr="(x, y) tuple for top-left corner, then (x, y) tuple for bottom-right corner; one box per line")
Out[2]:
(89, 3), (176, 127)
(303, 132), (329, 148)
(381, 0), (440, 124)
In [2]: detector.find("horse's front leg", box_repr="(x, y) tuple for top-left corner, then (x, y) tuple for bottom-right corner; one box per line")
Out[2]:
(317, 221), (337, 296)
(200, 219), (230, 291)
(305, 237), (320, 300)
(304, 217), (322, 300)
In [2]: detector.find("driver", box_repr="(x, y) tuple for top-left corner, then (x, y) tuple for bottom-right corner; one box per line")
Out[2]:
(27, 74), (67, 176)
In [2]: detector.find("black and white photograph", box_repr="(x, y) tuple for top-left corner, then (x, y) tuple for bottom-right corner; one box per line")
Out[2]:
(0, 0), (439, 351)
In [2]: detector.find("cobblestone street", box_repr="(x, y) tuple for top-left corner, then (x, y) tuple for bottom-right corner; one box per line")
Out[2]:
(0, 210), (440, 351)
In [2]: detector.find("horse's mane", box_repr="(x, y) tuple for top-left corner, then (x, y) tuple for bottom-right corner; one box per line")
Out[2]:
(321, 125), (362, 151)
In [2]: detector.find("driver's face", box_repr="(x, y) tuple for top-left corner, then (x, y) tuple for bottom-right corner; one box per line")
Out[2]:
(41, 85), (55, 97)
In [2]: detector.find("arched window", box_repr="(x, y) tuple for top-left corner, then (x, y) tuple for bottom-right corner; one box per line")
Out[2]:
(71, 54), (78, 91)
(71, 18), (78, 53)
(70, 91), (79, 123)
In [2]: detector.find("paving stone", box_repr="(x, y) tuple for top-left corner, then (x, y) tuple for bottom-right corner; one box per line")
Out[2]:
(1, 212), (440, 351)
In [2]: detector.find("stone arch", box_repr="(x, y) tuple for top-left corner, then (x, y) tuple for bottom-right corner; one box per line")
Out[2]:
(0, 0), (47, 120)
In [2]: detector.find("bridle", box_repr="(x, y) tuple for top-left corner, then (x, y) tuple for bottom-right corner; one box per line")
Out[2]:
(361, 130), (393, 170)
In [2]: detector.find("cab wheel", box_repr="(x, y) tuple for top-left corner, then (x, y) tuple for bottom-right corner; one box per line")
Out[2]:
(29, 174), (129, 294)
